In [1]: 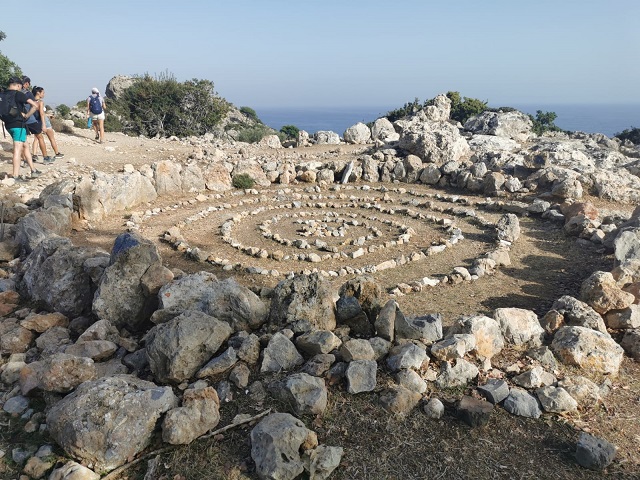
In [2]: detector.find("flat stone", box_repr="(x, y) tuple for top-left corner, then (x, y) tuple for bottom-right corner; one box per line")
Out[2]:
(457, 395), (494, 428)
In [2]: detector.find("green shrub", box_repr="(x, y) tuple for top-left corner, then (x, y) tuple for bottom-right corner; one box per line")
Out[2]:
(240, 106), (261, 123)
(615, 127), (640, 145)
(235, 124), (274, 143)
(55, 104), (70, 118)
(279, 124), (299, 140)
(446, 91), (488, 124)
(529, 110), (562, 136)
(232, 173), (256, 189)
(385, 97), (424, 122)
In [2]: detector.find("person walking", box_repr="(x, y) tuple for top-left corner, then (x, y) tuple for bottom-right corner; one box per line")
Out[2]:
(2, 77), (42, 181)
(86, 87), (106, 143)
(31, 86), (64, 162)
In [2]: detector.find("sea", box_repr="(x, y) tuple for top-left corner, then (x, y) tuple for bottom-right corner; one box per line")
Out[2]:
(255, 104), (640, 138)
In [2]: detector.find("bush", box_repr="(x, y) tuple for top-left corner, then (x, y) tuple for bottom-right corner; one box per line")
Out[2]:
(385, 97), (423, 122)
(55, 104), (70, 118)
(240, 106), (261, 123)
(235, 124), (274, 143)
(384, 92), (489, 124)
(108, 72), (230, 138)
(446, 91), (488, 124)
(529, 110), (561, 136)
(232, 173), (256, 189)
(615, 127), (640, 145)
(279, 124), (299, 140)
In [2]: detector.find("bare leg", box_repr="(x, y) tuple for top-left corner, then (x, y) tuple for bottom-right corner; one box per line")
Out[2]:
(45, 129), (59, 154)
(98, 119), (105, 142)
(32, 136), (39, 155)
(12, 141), (23, 177)
(36, 133), (48, 157)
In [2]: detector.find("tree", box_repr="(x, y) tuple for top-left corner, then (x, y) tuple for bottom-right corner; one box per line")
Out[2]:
(530, 110), (561, 135)
(112, 72), (230, 138)
(0, 32), (23, 88)
(279, 125), (299, 140)
(615, 127), (640, 145)
(240, 106), (261, 123)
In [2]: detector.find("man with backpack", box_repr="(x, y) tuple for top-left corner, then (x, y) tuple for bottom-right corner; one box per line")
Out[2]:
(0, 77), (42, 181)
(87, 87), (106, 143)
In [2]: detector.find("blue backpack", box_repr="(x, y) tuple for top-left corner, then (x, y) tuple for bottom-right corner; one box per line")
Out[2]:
(89, 94), (103, 114)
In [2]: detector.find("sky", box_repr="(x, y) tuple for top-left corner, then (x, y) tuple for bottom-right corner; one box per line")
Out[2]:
(1, 0), (639, 109)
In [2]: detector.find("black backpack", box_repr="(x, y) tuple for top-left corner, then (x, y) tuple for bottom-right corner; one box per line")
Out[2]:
(0, 89), (21, 123)
(89, 94), (103, 114)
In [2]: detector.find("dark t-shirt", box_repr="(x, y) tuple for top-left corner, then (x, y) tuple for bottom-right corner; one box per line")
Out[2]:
(4, 90), (28, 129)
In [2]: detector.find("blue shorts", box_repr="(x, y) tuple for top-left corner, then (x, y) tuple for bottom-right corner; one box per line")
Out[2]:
(8, 127), (27, 142)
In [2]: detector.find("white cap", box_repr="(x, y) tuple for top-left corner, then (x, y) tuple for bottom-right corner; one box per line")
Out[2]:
(91, 87), (99, 94)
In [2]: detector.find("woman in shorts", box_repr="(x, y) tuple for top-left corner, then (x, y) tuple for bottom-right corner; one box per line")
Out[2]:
(25, 87), (50, 162)
(86, 87), (106, 143)
(31, 86), (64, 162)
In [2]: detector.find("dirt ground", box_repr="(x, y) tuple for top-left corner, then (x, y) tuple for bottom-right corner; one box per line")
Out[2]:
(1, 128), (639, 479)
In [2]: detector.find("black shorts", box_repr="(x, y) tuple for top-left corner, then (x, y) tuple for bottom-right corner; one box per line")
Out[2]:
(27, 122), (42, 135)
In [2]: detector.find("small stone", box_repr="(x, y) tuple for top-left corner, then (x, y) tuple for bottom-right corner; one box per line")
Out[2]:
(575, 433), (617, 470)
(457, 395), (494, 428)
(476, 379), (509, 404)
(423, 397), (445, 419)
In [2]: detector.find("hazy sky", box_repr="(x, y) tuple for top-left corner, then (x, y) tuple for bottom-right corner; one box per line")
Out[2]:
(2, 0), (638, 109)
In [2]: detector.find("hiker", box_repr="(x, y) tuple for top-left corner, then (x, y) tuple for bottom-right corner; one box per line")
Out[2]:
(21, 76), (50, 163)
(2, 77), (41, 181)
(31, 86), (64, 162)
(86, 87), (105, 143)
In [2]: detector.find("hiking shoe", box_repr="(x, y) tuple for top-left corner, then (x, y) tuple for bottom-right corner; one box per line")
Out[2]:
(20, 161), (26, 168)
(32, 155), (39, 162)
(55, 152), (65, 158)
(43, 156), (55, 164)
(95, 134), (100, 140)
(30, 169), (42, 178)
(15, 175), (30, 183)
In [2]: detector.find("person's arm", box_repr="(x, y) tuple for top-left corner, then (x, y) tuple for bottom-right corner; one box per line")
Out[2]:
(23, 98), (38, 119)
(37, 101), (47, 130)
(86, 98), (91, 116)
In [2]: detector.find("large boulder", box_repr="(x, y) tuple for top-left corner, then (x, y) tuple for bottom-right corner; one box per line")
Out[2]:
(75, 171), (157, 222)
(158, 272), (267, 331)
(145, 310), (233, 383)
(580, 271), (635, 315)
(105, 74), (137, 100)
(371, 117), (399, 143)
(343, 122), (372, 144)
(203, 163), (233, 192)
(14, 205), (72, 255)
(92, 233), (165, 332)
(446, 315), (504, 360)
(551, 326), (624, 375)
(153, 160), (183, 195)
(18, 238), (109, 318)
(46, 375), (177, 473)
(464, 110), (533, 142)
(268, 273), (336, 331)
(314, 131), (341, 145)
(397, 118), (470, 165)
